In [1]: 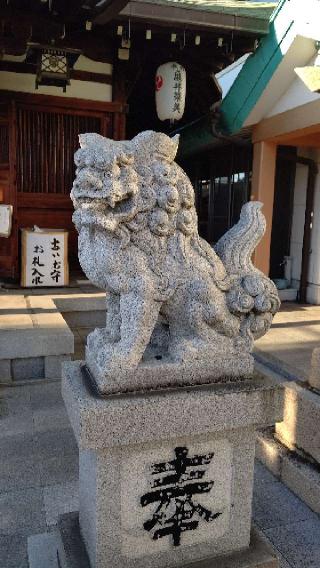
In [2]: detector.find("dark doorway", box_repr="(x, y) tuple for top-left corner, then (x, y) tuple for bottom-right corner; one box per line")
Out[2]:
(269, 146), (297, 280)
(181, 143), (252, 244)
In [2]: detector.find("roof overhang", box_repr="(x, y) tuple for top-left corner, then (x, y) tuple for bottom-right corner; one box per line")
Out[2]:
(118, 0), (273, 34)
(93, 0), (130, 24)
(219, 0), (320, 134)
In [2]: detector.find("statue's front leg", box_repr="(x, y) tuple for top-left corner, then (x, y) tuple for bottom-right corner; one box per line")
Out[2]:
(87, 290), (161, 385)
(106, 292), (120, 341)
(86, 292), (120, 354)
(118, 291), (161, 366)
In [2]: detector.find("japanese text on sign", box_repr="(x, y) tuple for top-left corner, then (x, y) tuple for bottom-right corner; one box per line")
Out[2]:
(21, 230), (68, 287)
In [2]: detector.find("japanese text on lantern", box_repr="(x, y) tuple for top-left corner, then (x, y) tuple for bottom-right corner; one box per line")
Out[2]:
(21, 229), (69, 287)
(172, 64), (182, 114)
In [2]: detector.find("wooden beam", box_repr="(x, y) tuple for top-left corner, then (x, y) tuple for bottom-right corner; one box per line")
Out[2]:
(72, 69), (112, 85)
(0, 90), (126, 114)
(252, 99), (320, 144)
(0, 60), (112, 85)
(0, 7), (61, 35)
(93, 0), (130, 24)
(250, 141), (277, 276)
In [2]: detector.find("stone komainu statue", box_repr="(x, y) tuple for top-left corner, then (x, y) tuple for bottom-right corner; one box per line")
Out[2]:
(71, 131), (280, 394)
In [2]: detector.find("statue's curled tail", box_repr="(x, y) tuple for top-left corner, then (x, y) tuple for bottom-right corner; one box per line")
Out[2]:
(215, 201), (280, 341)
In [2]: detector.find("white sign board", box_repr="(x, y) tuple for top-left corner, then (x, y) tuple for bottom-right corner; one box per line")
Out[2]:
(21, 229), (69, 287)
(0, 204), (13, 237)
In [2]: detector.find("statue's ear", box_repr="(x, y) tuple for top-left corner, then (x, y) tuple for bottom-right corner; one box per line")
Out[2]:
(171, 134), (180, 158)
(79, 133), (110, 149)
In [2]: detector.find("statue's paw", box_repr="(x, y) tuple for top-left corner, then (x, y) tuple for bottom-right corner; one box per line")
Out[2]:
(220, 316), (241, 338)
(87, 328), (110, 351)
(234, 334), (253, 351)
(92, 342), (137, 376)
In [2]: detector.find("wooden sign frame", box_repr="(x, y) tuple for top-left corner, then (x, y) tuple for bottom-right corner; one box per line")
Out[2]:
(21, 228), (69, 287)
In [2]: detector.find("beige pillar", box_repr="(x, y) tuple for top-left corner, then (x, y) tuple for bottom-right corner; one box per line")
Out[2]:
(250, 141), (277, 275)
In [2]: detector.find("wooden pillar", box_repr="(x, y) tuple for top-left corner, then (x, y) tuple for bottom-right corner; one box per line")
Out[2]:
(112, 61), (128, 140)
(250, 141), (277, 275)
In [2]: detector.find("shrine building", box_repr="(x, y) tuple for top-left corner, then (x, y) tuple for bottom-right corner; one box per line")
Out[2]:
(0, 0), (277, 282)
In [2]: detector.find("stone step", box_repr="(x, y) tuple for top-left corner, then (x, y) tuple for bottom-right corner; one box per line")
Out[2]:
(53, 292), (106, 328)
(256, 429), (320, 515)
(275, 380), (320, 465)
(254, 359), (320, 514)
(0, 294), (74, 383)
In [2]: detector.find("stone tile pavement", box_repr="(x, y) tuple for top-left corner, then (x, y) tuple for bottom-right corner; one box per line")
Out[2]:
(2, 276), (319, 386)
(255, 303), (320, 382)
(0, 379), (320, 567)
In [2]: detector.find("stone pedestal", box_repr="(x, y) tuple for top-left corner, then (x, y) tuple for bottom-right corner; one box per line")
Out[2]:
(58, 361), (283, 568)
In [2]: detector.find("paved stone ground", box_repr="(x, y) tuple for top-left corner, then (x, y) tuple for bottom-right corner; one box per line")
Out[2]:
(2, 276), (319, 382)
(255, 303), (320, 381)
(2, 285), (320, 566)
(1, 379), (320, 568)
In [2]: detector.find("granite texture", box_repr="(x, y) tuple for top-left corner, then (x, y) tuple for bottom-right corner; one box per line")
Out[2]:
(70, 130), (280, 394)
(308, 347), (320, 391)
(61, 362), (283, 568)
(264, 518), (320, 568)
(62, 362), (284, 450)
(78, 431), (255, 568)
(0, 358), (11, 382)
(85, 349), (253, 394)
(55, 516), (279, 568)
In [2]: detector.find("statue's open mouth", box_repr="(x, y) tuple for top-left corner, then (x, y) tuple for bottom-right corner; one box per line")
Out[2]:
(73, 192), (139, 233)
(75, 194), (136, 214)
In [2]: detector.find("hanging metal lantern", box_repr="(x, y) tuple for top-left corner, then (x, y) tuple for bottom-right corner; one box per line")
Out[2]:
(36, 48), (70, 91)
(26, 43), (81, 92)
(155, 62), (186, 122)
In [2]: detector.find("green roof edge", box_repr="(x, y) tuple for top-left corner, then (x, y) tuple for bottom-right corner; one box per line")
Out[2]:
(177, 0), (299, 158)
(218, 0), (294, 134)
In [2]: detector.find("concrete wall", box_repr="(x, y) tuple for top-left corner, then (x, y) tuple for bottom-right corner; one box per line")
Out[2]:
(289, 148), (320, 304)
(0, 54), (112, 102)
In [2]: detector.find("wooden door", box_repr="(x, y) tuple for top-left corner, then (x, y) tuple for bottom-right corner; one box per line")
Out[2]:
(16, 106), (106, 271)
(0, 102), (16, 279)
(0, 92), (126, 280)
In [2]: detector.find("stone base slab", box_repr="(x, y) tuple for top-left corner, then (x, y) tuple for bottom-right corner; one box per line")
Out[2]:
(86, 347), (254, 394)
(54, 513), (279, 568)
(63, 361), (284, 450)
(0, 295), (74, 382)
(61, 362), (283, 568)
